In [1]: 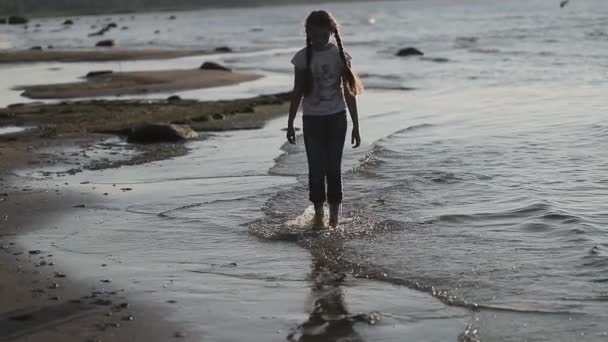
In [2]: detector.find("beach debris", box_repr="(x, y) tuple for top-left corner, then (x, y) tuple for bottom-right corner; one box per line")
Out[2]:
(48, 282), (60, 289)
(127, 123), (198, 144)
(123, 315), (134, 321)
(49, 296), (60, 301)
(106, 322), (121, 328)
(118, 302), (129, 309)
(101, 279), (112, 283)
(73, 204), (87, 208)
(214, 46), (233, 53)
(88, 22), (117, 36)
(62, 19), (74, 26)
(167, 95), (182, 102)
(396, 47), (424, 57)
(54, 272), (67, 278)
(167, 300), (177, 304)
(560, 0), (570, 8)
(199, 61), (231, 72)
(86, 70), (113, 78)
(96, 40), (115, 48)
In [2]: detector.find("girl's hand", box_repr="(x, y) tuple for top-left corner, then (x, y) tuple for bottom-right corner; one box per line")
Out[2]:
(286, 126), (296, 144)
(351, 127), (361, 148)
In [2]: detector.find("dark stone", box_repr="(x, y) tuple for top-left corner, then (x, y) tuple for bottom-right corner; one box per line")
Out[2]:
(121, 26), (129, 30)
(214, 46), (232, 53)
(73, 204), (86, 208)
(62, 19), (74, 25)
(107, 22), (118, 28)
(168, 15), (177, 20)
(96, 39), (115, 47)
(86, 70), (113, 78)
(199, 62), (231, 72)
(167, 95), (181, 102)
(8, 16), (28, 25)
(30, 46), (42, 51)
(127, 123), (198, 144)
(212, 113), (225, 120)
(154, 30), (160, 34)
(192, 115), (209, 122)
(29, 250), (42, 255)
(396, 47), (424, 57)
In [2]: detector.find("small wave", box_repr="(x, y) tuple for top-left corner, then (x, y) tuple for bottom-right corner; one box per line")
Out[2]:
(437, 202), (553, 223)
(365, 85), (416, 91)
(359, 73), (402, 81)
(420, 56), (451, 63)
(521, 222), (553, 232)
(470, 48), (501, 55)
(454, 36), (479, 49)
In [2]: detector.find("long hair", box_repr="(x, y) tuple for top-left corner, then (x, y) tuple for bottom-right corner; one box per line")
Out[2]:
(304, 10), (364, 96)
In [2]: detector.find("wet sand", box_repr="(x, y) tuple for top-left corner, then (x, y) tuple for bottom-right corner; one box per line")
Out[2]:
(17, 69), (263, 99)
(0, 49), (213, 64)
(0, 190), (199, 342)
(0, 87), (291, 341)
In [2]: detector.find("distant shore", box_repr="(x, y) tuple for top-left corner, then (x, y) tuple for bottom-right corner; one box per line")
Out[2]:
(0, 49), (211, 64)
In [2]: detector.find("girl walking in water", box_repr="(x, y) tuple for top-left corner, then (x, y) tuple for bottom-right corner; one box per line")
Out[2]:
(286, 10), (363, 229)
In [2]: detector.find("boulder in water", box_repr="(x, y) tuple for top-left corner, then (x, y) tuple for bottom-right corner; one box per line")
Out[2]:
(396, 47), (424, 57)
(8, 16), (28, 25)
(62, 19), (74, 25)
(85, 70), (113, 78)
(127, 123), (198, 144)
(167, 95), (182, 102)
(30, 46), (43, 51)
(199, 62), (231, 72)
(95, 39), (115, 47)
(214, 46), (233, 53)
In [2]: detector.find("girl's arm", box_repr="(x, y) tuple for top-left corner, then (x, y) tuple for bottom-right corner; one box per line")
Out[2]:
(344, 84), (361, 148)
(287, 68), (305, 144)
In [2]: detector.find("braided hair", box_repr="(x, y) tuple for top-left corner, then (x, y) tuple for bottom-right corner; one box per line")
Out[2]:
(303, 10), (364, 96)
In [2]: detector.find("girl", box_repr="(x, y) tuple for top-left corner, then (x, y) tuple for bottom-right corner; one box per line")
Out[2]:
(286, 10), (363, 229)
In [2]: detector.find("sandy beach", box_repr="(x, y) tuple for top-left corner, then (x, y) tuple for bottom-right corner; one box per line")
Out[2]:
(17, 69), (262, 99)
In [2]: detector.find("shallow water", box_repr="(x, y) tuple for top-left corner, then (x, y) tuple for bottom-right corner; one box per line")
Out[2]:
(5, 0), (608, 340)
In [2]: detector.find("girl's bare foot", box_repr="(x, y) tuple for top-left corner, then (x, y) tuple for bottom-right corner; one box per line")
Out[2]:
(312, 203), (325, 230)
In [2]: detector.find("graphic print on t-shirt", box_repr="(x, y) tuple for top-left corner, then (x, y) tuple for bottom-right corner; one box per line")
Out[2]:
(312, 62), (339, 106)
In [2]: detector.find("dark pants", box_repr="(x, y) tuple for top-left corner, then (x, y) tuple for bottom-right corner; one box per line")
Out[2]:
(303, 111), (347, 205)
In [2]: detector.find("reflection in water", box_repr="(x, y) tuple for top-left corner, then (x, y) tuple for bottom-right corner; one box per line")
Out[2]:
(288, 259), (380, 342)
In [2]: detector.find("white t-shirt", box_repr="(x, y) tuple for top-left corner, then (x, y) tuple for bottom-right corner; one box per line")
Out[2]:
(291, 43), (351, 116)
